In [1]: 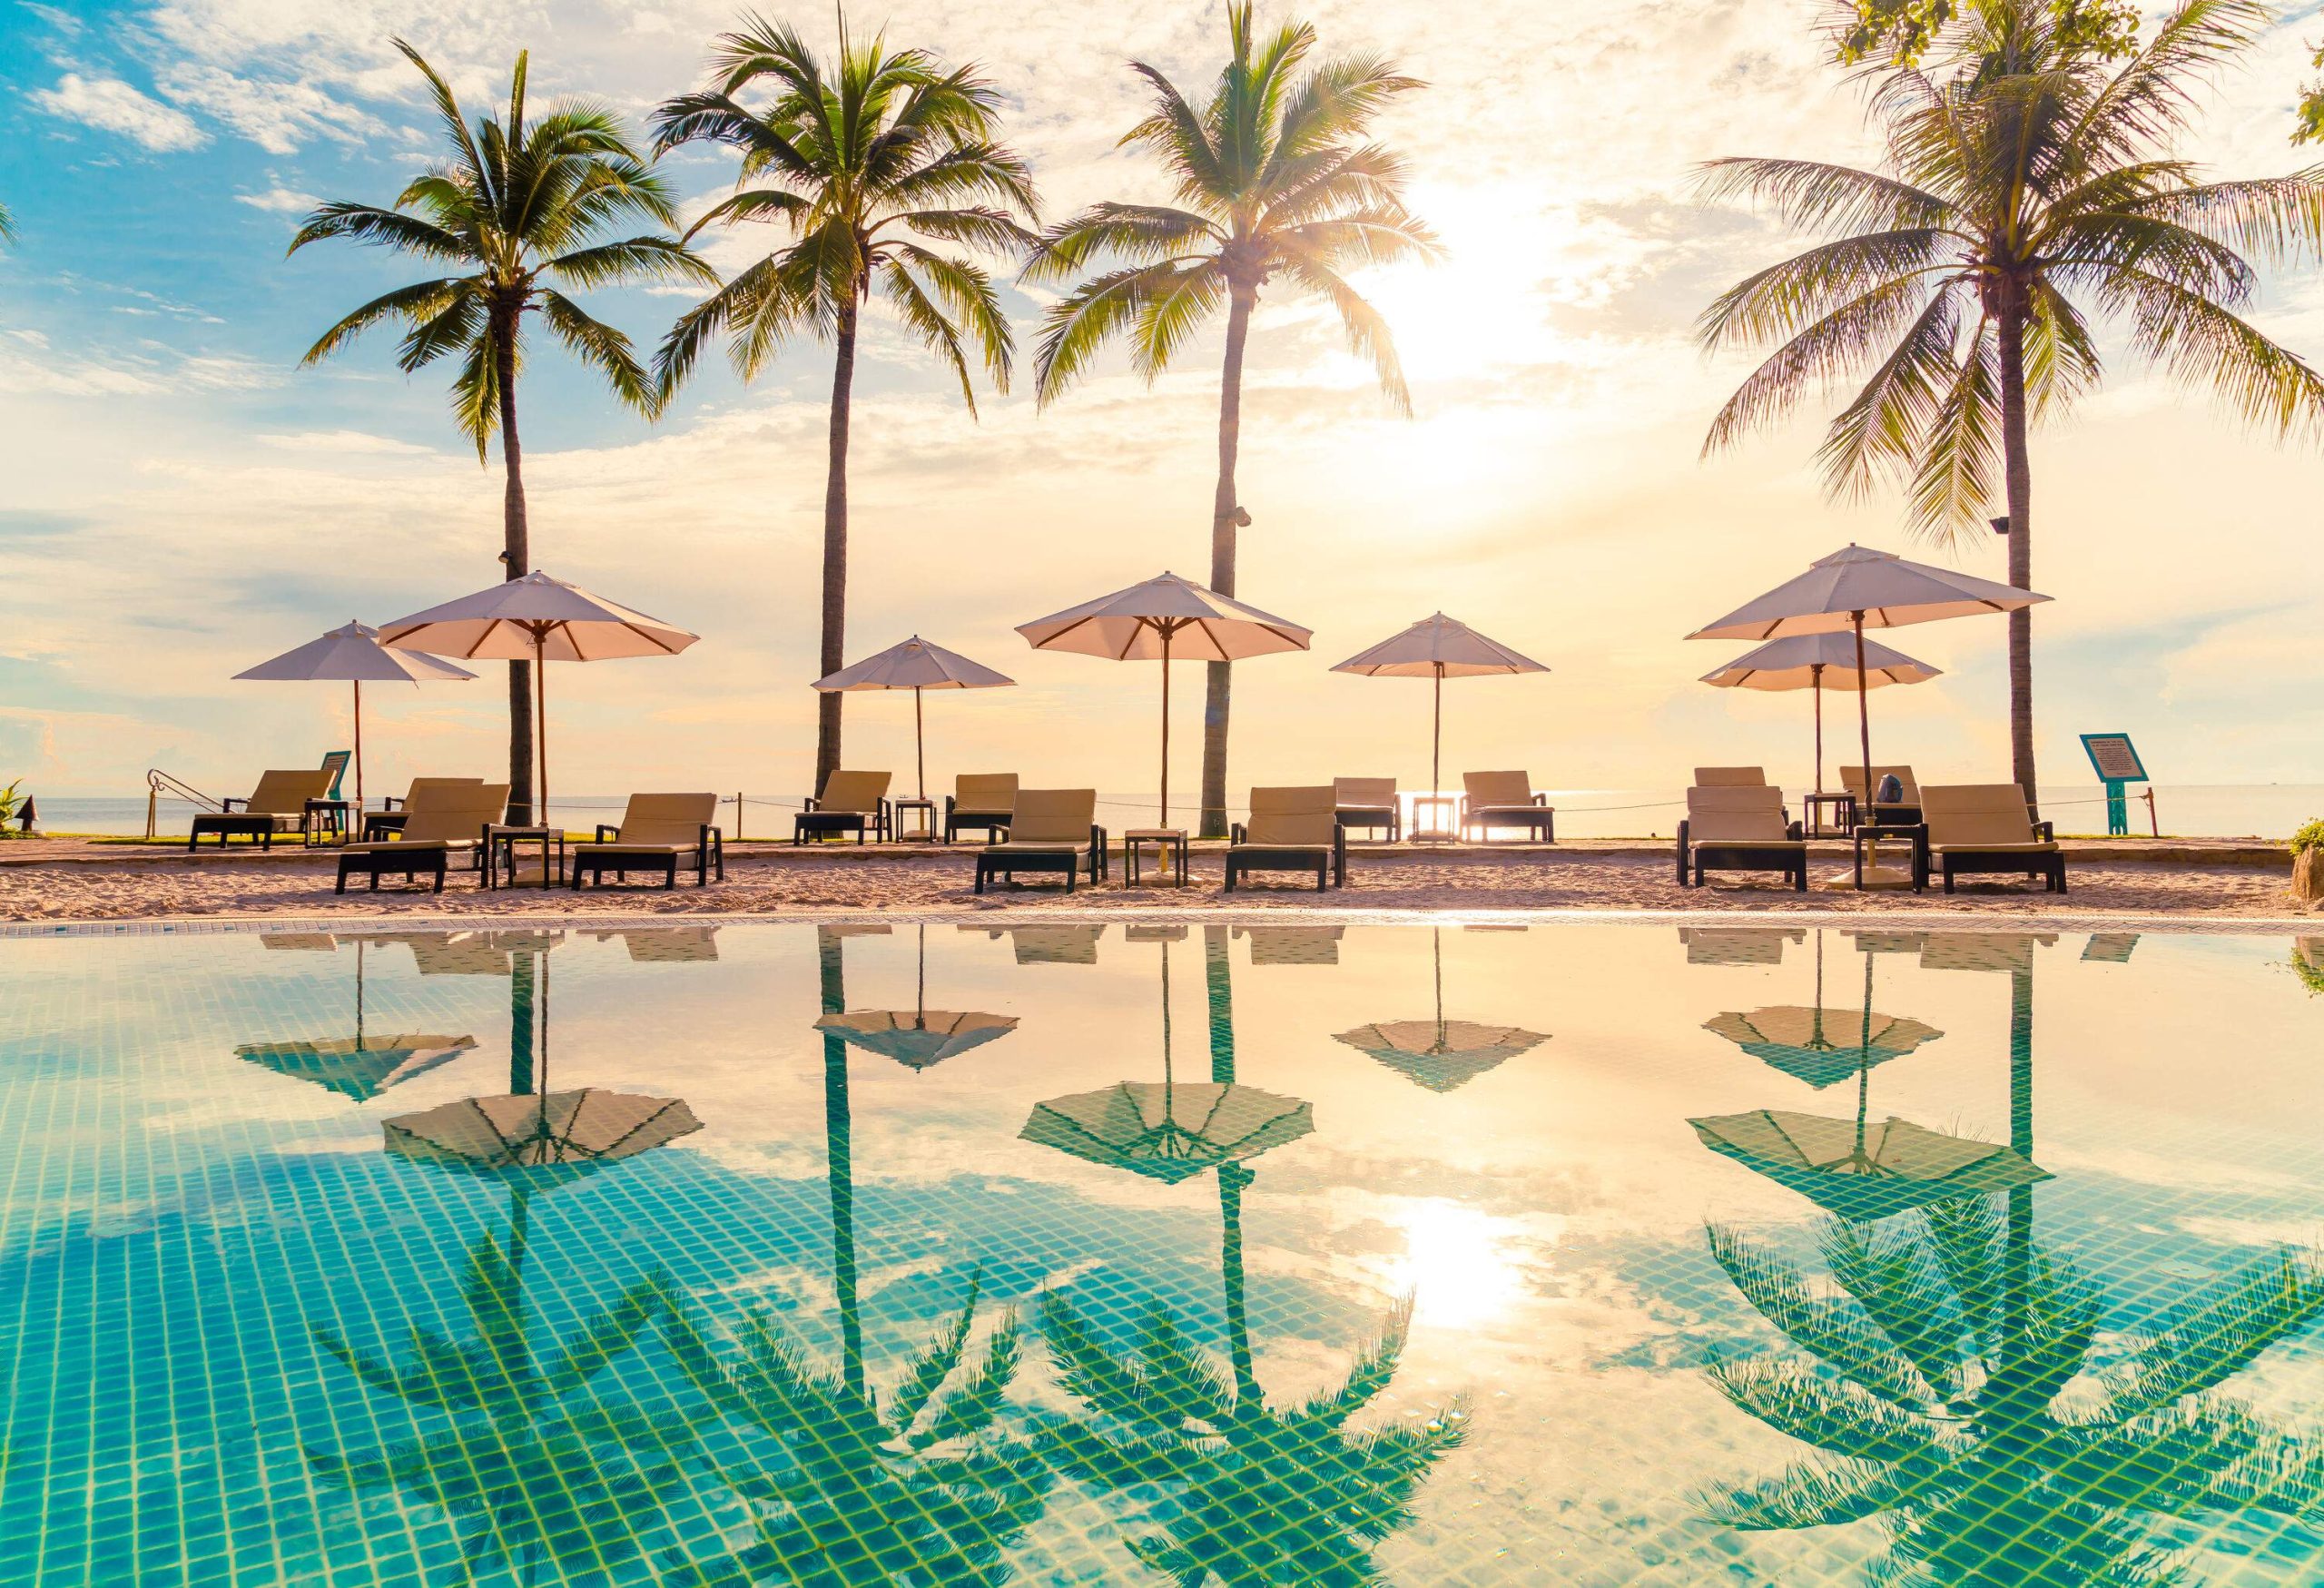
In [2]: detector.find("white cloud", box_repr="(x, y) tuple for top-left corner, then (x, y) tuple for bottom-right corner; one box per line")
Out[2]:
(255, 429), (438, 456)
(233, 184), (320, 214)
(29, 72), (208, 152)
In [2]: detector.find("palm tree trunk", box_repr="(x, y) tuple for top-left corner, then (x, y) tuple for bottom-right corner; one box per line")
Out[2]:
(1996, 300), (2037, 814)
(496, 304), (536, 827)
(817, 926), (866, 1405)
(1198, 288), (1256, 840)
(815, 299), (859, 802)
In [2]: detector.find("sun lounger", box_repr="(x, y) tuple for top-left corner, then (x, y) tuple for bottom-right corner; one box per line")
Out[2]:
(362, 776), (483, 840)
(1915, 784), (2064, 893)
(973, 789), (1106, 893)
(794, 770), (892, 843)
(1226, 786), (1347, 891)
(945, 773), (1018, 843)
(1334, 776), (1401, 843)
(1842, 764), (1923, 828)
(570, 793), (724, 889)
(333, 782), (509, 893)
(189, 768), (338, 851)
(1693, 766), (1767, 786)
(1460, 771), (1556, 842)
(1676, 784), (1807, 891)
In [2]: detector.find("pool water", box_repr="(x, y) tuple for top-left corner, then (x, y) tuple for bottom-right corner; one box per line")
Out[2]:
(2, 919), (2320, 1586)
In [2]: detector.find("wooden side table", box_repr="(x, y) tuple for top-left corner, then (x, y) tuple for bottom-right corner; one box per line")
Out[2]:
(1409, 794), (1459, 843)
(892, 797), (940, 843)
(486, 824), (565, 890)
(1124, 827), (1188, 887)
(304, 798), (352, 846)
(1803, 792), (1856, 838)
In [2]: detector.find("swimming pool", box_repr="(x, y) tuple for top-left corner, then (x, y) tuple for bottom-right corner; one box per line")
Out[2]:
(3, 919), (2319, 1585)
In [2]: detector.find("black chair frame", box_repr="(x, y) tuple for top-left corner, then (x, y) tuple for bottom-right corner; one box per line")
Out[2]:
(1675, 819), (1808, 892)
(1225, 824), (1348, 892)
(973, 828), (1108, 893)
(571, 824), (725, 890)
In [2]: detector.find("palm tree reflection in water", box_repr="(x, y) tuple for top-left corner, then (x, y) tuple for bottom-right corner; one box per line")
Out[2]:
(655, 925), (1050, 1586)
(304, 938), (705, 1585)
(1703, 933), (2324, 1584)
(1032, 924), (1470, 1584)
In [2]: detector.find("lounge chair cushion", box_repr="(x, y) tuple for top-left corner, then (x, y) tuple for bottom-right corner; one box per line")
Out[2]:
(368, 782), (510, 847)
(1240, 786), (1337, 847)
(817, 770), (891, 814)
(1686, 785), (1797, 844)
(1004, 789), (1098, 844)
(1333, 777), (1396, 809)
(241, 768), (335, 818)
(953, 774), (1018, 815)
(1922, 784), (2042, 848)
(604, 793), (717, 847)
(1693, 766), (1767, 787)
(1463, 771), (1534, 809)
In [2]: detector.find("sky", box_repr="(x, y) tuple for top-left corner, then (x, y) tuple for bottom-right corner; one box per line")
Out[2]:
(5, 0), (2323, 814)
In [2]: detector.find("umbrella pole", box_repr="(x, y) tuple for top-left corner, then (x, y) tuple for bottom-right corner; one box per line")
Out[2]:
(1433, 926), (1445, 1049)
(534, 631), (549, 833)
(352, 679), (364, 816)
(1810, 665), (1822, 795)
(1853, 614), (1871, 804)
(1159, 625), (1173, 827)
(914, 685), (926, 804)
(1432, 663), (1443, 813)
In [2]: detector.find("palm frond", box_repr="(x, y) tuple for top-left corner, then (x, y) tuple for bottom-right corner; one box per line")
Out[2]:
(541, 1273), (667, 1395)
(1031, 261), (1190, 405)
(1022, 203), (1220, 285)
(299, 278), (470, 365)
(908, 1311), (1020, 1451)
(1706, 1223), (1932, 1405)
(1709, 1356), (1948, 1462)
(2119, 171), (2324, 264)
(1124, 61), (1231, 210)
(544, 235), (717, 290)
(1695, 155), (1959, 234)
(393, 286), (487, 374)
(883, 1277), (981, 1434)
(1698, 231), (1955, 351)
(1800, 282), (1966, 496)
(537, 288), (655, 414)
(288, 202), (470, 262)
(1903, 316), (2001, 538)
(2098, 1248), (2324, 1419)
(1269, 248), (1412, 413)
(1128, 260), (1229, 385)
(889, 241), (1013, 389)
(1699, 1454), (1926, 1529)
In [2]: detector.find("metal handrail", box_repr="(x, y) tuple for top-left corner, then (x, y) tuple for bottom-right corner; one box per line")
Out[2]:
(145, 769), (223, 839)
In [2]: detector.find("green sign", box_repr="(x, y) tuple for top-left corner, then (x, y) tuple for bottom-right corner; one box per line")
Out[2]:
(2079, 733), (2147, 784)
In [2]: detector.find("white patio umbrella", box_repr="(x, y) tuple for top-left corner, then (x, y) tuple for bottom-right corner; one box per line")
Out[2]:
(233, 620), (478, 814)
(1700, 630), (1939, 794)
(379, 570), (700, 825)
(1688, 545), (2047, 806)
(1332, 613), (1549, 827)
(812, 636), (1014, 802)
(1016, 571), (1311, 826)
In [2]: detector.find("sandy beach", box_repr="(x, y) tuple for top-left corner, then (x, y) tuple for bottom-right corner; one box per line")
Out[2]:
(3, 837), (2306, 924)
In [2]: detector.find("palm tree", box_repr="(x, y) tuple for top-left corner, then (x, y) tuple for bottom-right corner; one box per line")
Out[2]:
(1033, 923), (1468, 1583)
(1026, 3), (1437, 837)
(290, 42), (710, 824)
(652, 16), (1037, 799)
(653, 924), (1048, 1584)
(1701, 1201), (2324, 1583)
(0, 202), (15, 244)
(306, 1228), (697, 1583)
(1697, 0), (2324, 807)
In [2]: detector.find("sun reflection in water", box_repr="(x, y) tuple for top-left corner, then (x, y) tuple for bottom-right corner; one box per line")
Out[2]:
(1389, 1198), (1528, 1332)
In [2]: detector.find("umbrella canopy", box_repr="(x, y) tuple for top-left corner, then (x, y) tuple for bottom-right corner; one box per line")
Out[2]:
(1690, 1109), (2050, 1221)
(236, 1033), (477, 1102)
(379, 571), (700, 824)
(1333, 613), (1549, 830)
(1019, 1081), (1314, 1184)
(1689, 547), (2046, 865)
(1700, 630), (1938, 796)
(1703, 1007), (1945, 1090)
(1334, 1020), (1547, 1093)
(1017, 572), (1311, 824)
(812, 636), (1015, 804)
(234, 621), (477, 812)
(816, 1010), (1018, 1070)
(1332, 929), (1548, 1092)
(384, 1088), (702, 1191)
(1688, 545), (2049, 642)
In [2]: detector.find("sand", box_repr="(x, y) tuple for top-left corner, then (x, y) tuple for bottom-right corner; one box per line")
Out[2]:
(1, 838), (2308, 924)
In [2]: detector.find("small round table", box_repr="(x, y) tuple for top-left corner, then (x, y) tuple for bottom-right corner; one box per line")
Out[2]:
(303, 798), (353, 846)
(1408, 794), (1459, 843)
(1124, 828), (1188, 887)
(1803, 792), (1856, 839)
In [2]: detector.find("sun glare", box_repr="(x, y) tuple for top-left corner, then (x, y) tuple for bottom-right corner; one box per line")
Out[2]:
(1388, 1198), (1531, 1332)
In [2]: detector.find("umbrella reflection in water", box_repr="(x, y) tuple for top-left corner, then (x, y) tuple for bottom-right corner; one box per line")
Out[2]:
(814, 922), (1019, 1070)
(235, 937), (476, 1103)
(1333, 925), (1548, 1093)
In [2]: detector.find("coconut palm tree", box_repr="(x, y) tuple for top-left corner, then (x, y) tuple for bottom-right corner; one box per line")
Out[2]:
(651, 16), (1037, 800)
(1026, 3), (1437, 837)
(1697, 0), (2324, 806)
(1701, 1201), (2324, 1583)
(290, 43), (711, 824)
(653, 925), (1049, 1584)
(306, 1228), (696, 1583)
(1033, 923), (1468, 1583)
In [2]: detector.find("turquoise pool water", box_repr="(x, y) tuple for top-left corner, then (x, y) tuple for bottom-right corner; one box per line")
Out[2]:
(2, 920), (2320, 1585)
